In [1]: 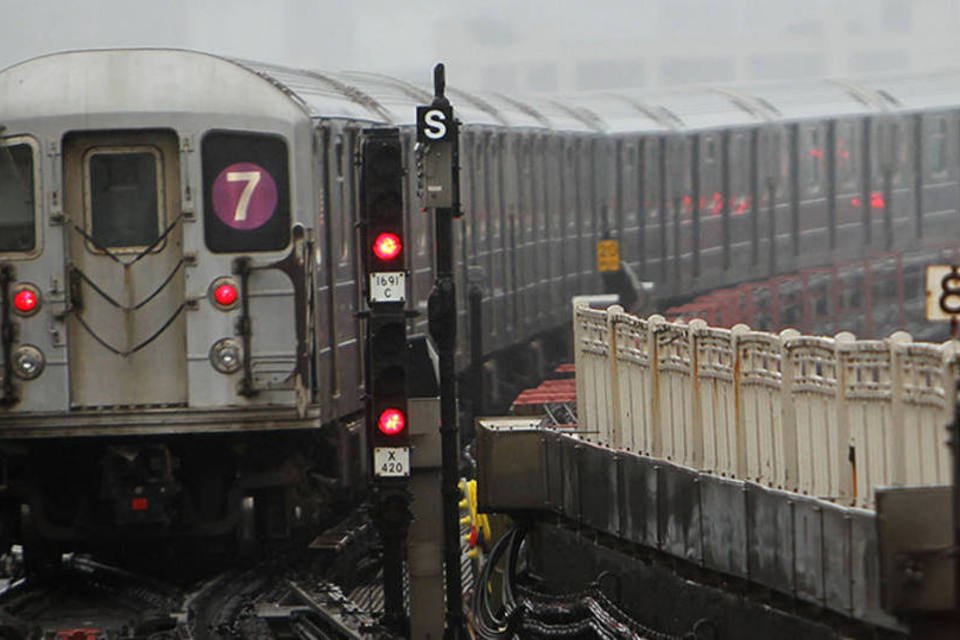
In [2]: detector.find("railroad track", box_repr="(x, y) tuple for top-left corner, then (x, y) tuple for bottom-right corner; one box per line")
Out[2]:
(0, 515), (401, 640)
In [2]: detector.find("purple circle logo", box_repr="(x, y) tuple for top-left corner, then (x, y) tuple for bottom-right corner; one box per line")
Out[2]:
(211, 162), (278, 230)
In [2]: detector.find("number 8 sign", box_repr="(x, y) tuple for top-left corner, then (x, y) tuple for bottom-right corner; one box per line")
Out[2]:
(212, 162), (278, 230)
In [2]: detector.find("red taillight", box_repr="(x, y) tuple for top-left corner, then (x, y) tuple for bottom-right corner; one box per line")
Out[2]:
(131, 497), (149, 511)
(214, 283), (238, 307)
(12, 285), (40, 316)
(210, 278), (240, 310)
(377, 408), (406, 436)
(373, 233), (402, 262)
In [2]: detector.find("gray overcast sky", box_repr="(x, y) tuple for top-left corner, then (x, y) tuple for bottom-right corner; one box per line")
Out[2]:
(1, 1), (957, 92)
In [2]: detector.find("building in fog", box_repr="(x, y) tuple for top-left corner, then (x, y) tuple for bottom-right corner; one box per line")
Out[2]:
(437, 0), (960, 93)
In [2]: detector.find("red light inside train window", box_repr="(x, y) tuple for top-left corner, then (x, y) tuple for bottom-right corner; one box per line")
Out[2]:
(373, 233), (402, 261)
(131, 497), (149, 511)
(12, 287), (39, 315)
(377, 408), (406, 436)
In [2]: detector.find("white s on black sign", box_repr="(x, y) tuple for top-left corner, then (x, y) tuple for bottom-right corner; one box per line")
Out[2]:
(417, 105), (454, 143)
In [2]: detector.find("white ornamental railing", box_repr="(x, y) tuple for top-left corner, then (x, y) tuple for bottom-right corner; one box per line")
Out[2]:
(573, 304), (958, 509)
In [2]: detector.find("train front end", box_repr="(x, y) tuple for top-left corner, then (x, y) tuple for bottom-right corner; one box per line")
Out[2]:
(0, 49), (337, 557)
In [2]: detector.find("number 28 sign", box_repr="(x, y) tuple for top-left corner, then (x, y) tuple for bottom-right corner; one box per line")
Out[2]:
(211, 162), (278, 230)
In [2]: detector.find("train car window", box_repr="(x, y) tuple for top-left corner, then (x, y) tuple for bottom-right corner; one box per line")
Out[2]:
(535, 137), (547, 235)
(522, 139), (534, 235)
(0, 140), (37, 254)
(477, 135), (488, 241)
(873, 118), (910, 188)
(927, 115), (949, 178)
(704, 136), (717, 166)
(491, 135), (501, 240)
(86, 147), (162, 250)
(835, 120), (859, 193)
(729, 132), (751, 216)
(340, 132), (355, 264)
(801, 124), (825, 196)
(202, 130), (290, 254)
(644, 140), (661, 221)
(623, 141), (639, 227)
(700, 133), (722, 218)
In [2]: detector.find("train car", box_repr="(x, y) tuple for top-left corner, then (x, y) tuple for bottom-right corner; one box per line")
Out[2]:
(1, 49), (960, 566)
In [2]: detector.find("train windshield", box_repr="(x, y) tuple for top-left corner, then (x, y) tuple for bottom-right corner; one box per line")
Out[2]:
(86, 148), (162, 249)
(0, 141), (36, 253)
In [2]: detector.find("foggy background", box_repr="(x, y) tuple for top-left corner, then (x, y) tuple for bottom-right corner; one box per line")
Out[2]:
(1, 0), (959, 94)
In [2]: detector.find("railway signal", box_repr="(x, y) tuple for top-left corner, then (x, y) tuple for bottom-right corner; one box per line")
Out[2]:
(360, 128), (411, 477)
(359, 127), (411, 636)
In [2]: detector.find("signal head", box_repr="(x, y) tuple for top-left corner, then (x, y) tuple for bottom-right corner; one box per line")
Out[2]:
(377, 407), (406, 436)
(373, 232), (402, 262)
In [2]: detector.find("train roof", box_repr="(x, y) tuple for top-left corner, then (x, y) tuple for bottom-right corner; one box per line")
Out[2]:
(3, 48), (960, 135)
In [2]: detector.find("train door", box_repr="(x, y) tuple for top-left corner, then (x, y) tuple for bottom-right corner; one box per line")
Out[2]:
(490, 133), (507, 351)
(758, 126), (790, 275)
(561, 138), (579, 300)
(63, 130), (186, 407)
(918, 112), (958, 242)
(872, 116), (914, 251)
(795, 121), (829, 265)
(619, 137), (642, 279)
(544, 137), (564, 325)
(643, 137), (664, 287)
(832, 119), (865, 255)
(666, 135), (693, 296)
(696, 132), (722, 287)
(727, 128), (755, 278)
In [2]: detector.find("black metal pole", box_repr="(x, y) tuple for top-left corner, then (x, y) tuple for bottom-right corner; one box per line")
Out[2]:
(425, 62), (466, 639)
(375, 485), (410, 636)
(954, 380), (960, 612)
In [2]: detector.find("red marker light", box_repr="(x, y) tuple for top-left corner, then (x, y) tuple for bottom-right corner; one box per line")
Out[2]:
(373, 233), (402, 261)
(214, 283), (239, 307)
(131, 497), (149, 511)
(13, 287), (39, 315)
(377, 408), (406, 436)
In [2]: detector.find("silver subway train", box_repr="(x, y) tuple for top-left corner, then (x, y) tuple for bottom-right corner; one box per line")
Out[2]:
(0, 49), (958, 561)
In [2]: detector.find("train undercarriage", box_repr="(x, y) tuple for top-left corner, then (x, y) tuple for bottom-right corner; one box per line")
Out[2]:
(0, 422), (365, 571)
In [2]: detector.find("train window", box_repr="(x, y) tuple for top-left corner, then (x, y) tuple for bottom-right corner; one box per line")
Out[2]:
(729, 132), (751, 216)
(703, 136), (717, 165)
(927, 116), (949, 178)
(0, 139), (37, 254)
(86, 147), (162, 250)
(338, 133), (351, 264)
(699, 134), (722, 219)
(802, 125), (825, 195)
(644, 140), (661, 221)
(202, 130), (290, 254)
(623, 141), (639, 226)
(835, 121), (858, 193)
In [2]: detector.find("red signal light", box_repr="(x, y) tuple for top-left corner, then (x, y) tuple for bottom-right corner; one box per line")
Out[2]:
(373, 233), (402, 261)
(12, 286), (39, 315)
(377, 408), (406, 436)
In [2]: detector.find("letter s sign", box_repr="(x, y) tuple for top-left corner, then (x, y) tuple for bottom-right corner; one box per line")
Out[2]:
(417, 105), (454, 143)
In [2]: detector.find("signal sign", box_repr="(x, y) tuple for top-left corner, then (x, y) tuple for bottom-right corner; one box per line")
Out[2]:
(417, 105), (454, 143)
(597, 239), (621, 272)
(925, 265), (960, 321)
